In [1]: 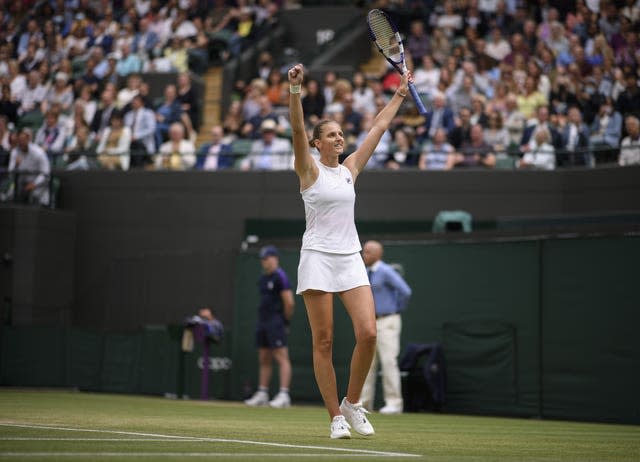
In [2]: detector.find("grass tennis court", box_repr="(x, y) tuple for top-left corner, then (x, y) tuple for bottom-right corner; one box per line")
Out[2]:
(0, 389), (638, 461)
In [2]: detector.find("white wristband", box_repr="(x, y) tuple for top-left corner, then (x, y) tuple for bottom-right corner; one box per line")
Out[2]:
(290, 84), (301, 94)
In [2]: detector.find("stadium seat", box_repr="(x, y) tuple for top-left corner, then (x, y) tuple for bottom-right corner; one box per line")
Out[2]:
(231, 138), (253, 167)
(495, 155), (516, 170)
(432, 210), (473, 233)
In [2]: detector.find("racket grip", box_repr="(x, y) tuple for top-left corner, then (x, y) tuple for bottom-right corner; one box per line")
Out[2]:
(408, 83), (428, 116)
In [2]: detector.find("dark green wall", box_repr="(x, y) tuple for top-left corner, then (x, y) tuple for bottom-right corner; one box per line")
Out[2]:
(2, 234), (638, 423)
(230, 236), (640, 423)
(49, 166), (640, 332)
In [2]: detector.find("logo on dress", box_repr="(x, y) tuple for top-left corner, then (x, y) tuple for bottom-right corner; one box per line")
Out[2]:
(267, 281), (274, 290)
(345, 177), (352, 184)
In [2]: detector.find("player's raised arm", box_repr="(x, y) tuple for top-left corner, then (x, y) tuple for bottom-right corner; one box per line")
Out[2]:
(344, 72), (411, 178)
(288, 64), (318, 189)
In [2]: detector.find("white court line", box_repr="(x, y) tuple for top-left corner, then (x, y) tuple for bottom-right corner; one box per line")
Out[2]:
(0, 453), (394, 458)
(0, 438), (203, 441)
(0, 422), (421, 458)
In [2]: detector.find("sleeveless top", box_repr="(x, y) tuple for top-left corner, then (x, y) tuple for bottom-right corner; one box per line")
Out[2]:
(300, 159), (361, 254)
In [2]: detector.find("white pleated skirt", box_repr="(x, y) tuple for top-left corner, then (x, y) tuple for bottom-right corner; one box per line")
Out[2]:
(296, 249), (370, 294)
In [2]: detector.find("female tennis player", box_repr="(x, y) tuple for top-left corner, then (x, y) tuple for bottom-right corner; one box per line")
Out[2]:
(288, 63), (411, 439)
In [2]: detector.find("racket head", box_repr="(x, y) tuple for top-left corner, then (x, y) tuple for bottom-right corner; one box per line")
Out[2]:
(367, 9), (404, 66)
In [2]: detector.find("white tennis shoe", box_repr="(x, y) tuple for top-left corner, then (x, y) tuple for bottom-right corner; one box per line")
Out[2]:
(339, 398), (375, 436)
(269, 392), (291, 408)
(379, 404), (403, 415)
(244, 390), (269, 406)
(330, 415), (351, 439)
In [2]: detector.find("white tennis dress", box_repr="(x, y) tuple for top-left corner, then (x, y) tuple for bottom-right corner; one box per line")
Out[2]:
(296, 160), (370, 294)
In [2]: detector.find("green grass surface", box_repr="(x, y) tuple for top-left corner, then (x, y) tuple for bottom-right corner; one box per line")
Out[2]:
(0, 389), (638, 461)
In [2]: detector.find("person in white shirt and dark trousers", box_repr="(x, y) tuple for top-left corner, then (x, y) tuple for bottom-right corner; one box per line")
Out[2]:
(360, 240), (412, 415)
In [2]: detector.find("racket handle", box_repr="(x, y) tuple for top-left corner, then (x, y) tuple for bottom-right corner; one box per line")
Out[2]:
(408, 83), (428, 116)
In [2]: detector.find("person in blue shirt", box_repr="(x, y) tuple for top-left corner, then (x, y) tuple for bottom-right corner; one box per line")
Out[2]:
(360, 240), (412, 415)
(244, 245), (295, 408)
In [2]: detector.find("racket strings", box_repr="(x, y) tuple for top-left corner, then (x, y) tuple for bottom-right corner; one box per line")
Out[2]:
(368, 11), (402, 62)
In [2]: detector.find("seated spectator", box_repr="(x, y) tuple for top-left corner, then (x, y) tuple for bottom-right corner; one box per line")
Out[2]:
(241, 78), (268, 123)
(196, 124), (235, 170)
(89, 20), (115, 57)
(549, 72), (580, 118)
(448, 106), (473, 149)
(153, 36), (187, 73)
(117, 74), (143, 110)
(76, 56), (101, 99)
(265, 68), (285, 107)
(413, 55), (440, 99)
(0, 115), (14, 169)
(322, 70), (338, 105)
(418, 91), (456, 144)
(351, 71), (376, 116)
(453, 123), (496, 168)
(436, 1), (463, 39)
(517, 128), (556, 170)
(132, 16), (159, 60)
(74, 84), (98, 129)
(503, 32), (530, 67)
(96, 111), (131, 171)
(0, 84), (19, 127)
(184, 18), (211, 75)
(113, 22), (136, 58)
(558, 105), (591, 167)
(42, 72), (73, 116)
(520, 105), (561, 154)
(7, 128), (51, 206)
(419, 127), (456, 170)
(65, 18), (91, 60)
(176, 72), (199, 137)
(255, 51), (276, 81)
(18, 40), (45, 75)
(228, 7), (255, 58)
(485, 27), (512, 62)
(241, 119), (292, 170)
(589, 97), (623, 165)
(64, 122), (95, 171)
(155, 84), (184, 148)
(517, 75), (548, 121)
(91, 84), (118, 141)
(222, 100), (244, 138)
(619, 115), (640, 166)
(339, 92), (363, 142)
(115, 43), (143, 78)
(301, 78), (326, 126)
(386, 127), (419, 169)
(242, 95), (280, 139)
(429, 27), (452, 67)
(156, 122), (196, 171)
(357, 112), (391, 169)
(486, 83), (510, 118)
(124, 94), (156, 168)
(616, 72), (640, 120)
(17, 19), (42, 59)
(545, 21), (569, 58)
(483, 111), (510, 156)
(470, 94), (489, 128)
(34, 108), (67, 163)
(406, 19), (431, 64)
(446, 74), (475, 115)
(16, 70), (47, 120)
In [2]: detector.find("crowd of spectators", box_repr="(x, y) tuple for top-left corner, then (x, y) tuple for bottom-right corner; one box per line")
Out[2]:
(210, 0), (640, 172)
(0, 0), (284, 203)
(2, 0), (640, 204)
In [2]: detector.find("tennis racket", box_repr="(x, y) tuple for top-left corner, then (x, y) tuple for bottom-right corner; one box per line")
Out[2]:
(367, 9), (427, 116)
